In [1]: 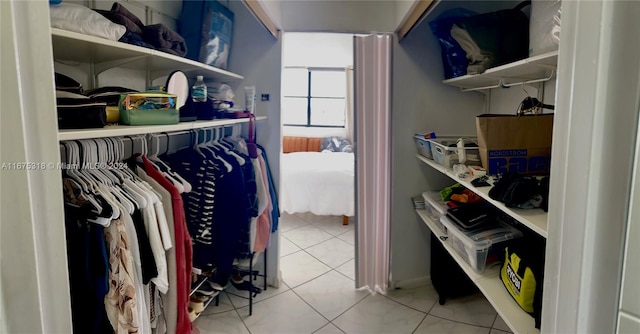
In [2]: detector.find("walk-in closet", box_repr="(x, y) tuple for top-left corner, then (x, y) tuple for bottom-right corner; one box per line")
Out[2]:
(2, 1), (640, 334)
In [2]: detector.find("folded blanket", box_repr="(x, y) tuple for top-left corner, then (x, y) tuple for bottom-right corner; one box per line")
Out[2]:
(142, 24), (188, 57)
(95, 9), (143, 35)
(119, 30), (156, 50)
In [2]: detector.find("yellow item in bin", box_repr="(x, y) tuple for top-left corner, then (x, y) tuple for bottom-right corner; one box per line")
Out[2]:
(119, 92), (179, 125)
(501, 247), (537, 313)
(105, 106), (120, 123)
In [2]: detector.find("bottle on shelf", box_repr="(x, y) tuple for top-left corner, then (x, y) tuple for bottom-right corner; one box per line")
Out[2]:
(192, 76), (207, 102)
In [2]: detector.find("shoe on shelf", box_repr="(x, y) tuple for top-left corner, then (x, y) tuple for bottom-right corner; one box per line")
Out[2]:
(188, 307), (197, 322)
(196, 283), (218, 296)
(231, 279), (262, 294)
(190, 296), (206, 313)
(209, 280), (228, 292)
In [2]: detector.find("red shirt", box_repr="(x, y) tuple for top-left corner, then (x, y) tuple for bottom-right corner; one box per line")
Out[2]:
(142, 156), (193, 334)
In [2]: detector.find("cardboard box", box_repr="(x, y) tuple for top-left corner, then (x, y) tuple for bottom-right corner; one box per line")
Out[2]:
(476, 114), (554, 175)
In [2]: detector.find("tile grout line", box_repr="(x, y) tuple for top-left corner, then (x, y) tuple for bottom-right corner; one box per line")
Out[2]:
(411, 313), (430, 334)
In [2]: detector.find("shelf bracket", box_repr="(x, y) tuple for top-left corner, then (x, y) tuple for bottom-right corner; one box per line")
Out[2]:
(501, 70), (556, 88)
(94, 55), (149, 75)
(460, 80), (503, 93)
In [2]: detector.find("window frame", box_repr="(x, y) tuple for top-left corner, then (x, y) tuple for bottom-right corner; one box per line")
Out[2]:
(282, 66), (346, 128)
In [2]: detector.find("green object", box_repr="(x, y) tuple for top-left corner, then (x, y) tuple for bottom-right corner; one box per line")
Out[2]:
(440, 183), (462, 201)
(119, 92), (179, 125)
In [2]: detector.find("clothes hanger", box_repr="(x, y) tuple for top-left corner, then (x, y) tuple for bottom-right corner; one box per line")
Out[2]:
(160, 132), (192, 192)
(76, 140), (121, 219)
(216, 126), (246, 165)
(84, 139), (125, 219)
(147, 133), (185, 193)
(201, 128), (233, 172)
(62, 172), (104, 219)
(61, 141), (91, 193)
(191, 129), (207, 158)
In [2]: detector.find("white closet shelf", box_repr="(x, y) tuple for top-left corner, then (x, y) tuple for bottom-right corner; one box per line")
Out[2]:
(58, 116), (267, 141)
(442, 51), (558, 91)
(417, 154), (548, 238)
(51, 28), (244, 81)
(416, 210), (540, 334)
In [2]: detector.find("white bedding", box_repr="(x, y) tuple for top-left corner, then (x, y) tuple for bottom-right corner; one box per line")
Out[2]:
(281, 152), (355, 216)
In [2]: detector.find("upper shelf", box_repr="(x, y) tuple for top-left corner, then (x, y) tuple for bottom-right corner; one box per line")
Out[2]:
(50, 28), (244, 82)
(417, 154), (548, 238)
(58, 116), (266, 141)
(442, 51), (558, 91)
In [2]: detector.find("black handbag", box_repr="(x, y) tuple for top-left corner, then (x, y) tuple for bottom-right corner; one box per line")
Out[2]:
(56, 91), (107, 129)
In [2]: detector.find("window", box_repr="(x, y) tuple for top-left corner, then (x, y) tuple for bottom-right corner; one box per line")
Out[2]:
(282, 67), (346, 127)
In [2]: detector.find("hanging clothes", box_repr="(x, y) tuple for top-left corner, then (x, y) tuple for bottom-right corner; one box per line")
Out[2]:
(137, 168), (177, 334)
(257, 144), (280, 233)
(140, 156), (193, 334)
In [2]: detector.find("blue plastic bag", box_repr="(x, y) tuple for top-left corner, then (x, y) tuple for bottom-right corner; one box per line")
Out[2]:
(429, 8), (477, 79)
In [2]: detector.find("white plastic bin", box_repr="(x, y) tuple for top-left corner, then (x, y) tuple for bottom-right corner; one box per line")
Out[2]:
(414, 135), (433, 159)
(428, 138), (481, 169)
(422, 191), (449, 234)
(439, 215), (523, 273)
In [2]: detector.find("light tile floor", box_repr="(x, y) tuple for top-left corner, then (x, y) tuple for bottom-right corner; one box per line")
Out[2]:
(195, 213), (514, 334)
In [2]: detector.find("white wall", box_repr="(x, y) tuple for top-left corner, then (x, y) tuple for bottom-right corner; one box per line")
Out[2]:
(259, 0), (283, 29)
(283, 32), (353, 67)
(227, 0), (282, 286)
(280, 0), (396, 32)
(394, 0), (417, 29)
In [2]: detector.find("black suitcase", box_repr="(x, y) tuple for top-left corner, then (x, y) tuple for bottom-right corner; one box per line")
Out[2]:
(430, 233), (478, 305)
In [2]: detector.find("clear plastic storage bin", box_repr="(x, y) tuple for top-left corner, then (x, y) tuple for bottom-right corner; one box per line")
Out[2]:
(439, 215), (523, 273)
(414, 135), (433, 159)
(428, 138), (481, 169)
(422, 191), (449, 234)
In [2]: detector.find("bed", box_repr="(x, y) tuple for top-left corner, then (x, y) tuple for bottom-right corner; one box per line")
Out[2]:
(280, 136), (355, 223)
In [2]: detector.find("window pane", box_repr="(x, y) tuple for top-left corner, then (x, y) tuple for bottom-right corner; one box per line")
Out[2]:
(310, 98), (345, 126)
(311, 71), (346, 98)
(282, 97), (308, 125)
(282, 68), (308, 97)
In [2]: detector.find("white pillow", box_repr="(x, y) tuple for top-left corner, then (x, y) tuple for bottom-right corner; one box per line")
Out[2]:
(50, 3), (126, 41)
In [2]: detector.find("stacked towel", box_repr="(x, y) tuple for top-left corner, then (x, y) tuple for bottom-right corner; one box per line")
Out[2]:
(96, 2), (188, 57)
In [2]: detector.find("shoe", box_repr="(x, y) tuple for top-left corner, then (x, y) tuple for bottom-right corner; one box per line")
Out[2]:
(209, 280), (228, 292)
(196, 283), (218, 296)
(188, 307), (197, 322)
(190, 296), (205, 313)
(231, 279), (262, 294)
